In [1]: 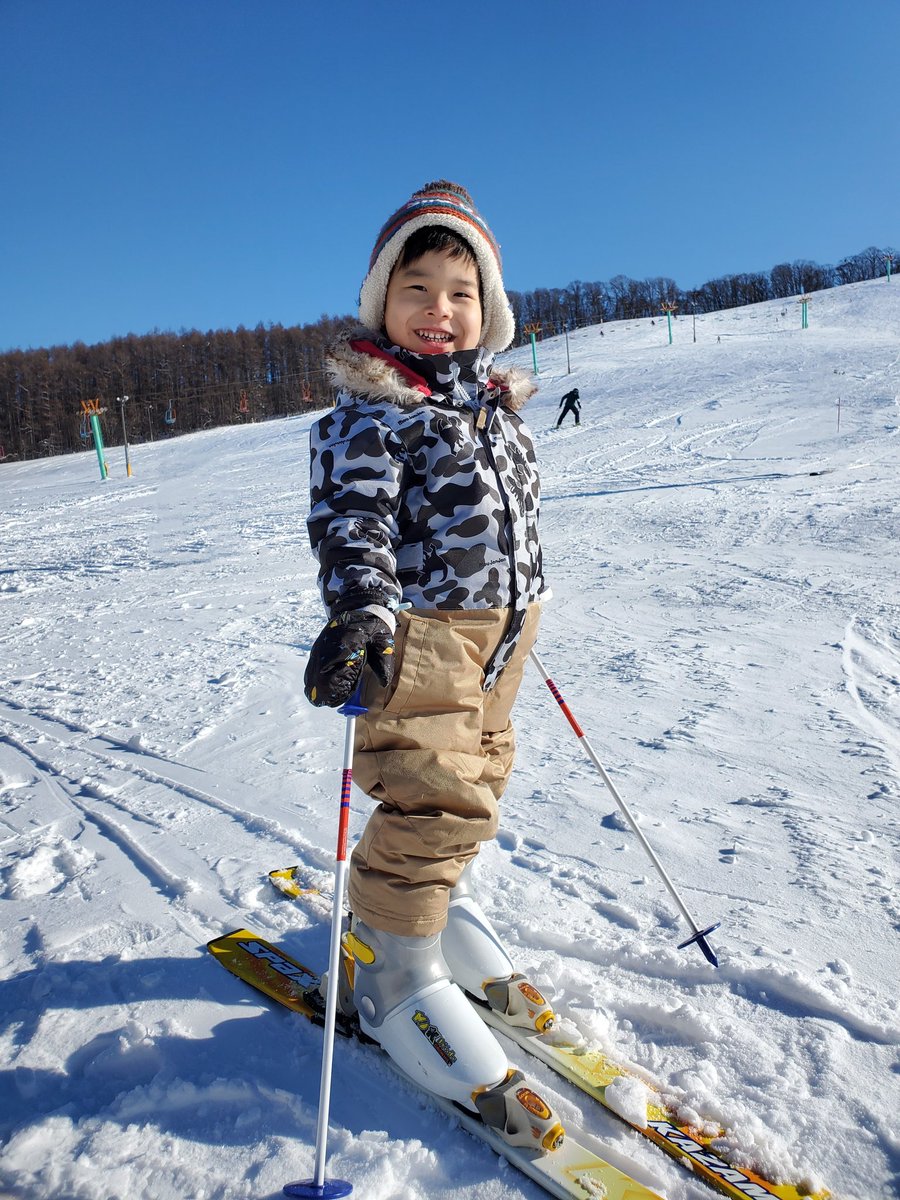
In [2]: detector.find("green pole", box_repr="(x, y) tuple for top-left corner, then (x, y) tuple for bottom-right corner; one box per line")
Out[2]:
(530, 332), (539, 375)
(666, 311), (673, 345)
(89, 412), (109, 479)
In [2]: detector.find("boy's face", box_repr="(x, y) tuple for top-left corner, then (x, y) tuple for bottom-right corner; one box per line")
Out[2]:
(384, 247), (482, 355)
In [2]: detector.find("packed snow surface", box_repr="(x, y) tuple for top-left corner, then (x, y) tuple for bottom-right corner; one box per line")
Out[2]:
(1, 279), (899, 1200)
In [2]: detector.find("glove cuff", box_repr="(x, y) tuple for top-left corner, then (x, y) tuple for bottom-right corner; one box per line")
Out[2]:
(355, 603), (397, 633)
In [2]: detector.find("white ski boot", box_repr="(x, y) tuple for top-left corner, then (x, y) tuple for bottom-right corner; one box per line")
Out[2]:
(442, 863), (556, 1034)
(341, 919), (564, 1152)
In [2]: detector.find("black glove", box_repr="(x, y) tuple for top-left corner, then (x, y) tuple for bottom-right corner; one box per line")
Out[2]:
(304, 610), (395, 708)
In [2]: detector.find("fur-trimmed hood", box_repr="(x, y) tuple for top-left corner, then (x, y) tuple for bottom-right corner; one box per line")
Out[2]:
(311, 329), (547, 690)
(325, 328), (537, 412)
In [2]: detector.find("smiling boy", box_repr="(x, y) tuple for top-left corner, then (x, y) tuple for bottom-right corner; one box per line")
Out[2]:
(383, 246), (482, 354)
(304, 182), (561, 1149)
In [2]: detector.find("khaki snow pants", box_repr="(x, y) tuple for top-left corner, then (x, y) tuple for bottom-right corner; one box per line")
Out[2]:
(348, 604), (541, 936)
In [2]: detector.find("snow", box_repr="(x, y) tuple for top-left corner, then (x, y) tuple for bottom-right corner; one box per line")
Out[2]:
(602, 1074), (651, 1128)
(1, 277), (899, 1199)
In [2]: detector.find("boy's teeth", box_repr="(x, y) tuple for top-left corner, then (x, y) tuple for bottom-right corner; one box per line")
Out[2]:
(418, 331), (451, 341)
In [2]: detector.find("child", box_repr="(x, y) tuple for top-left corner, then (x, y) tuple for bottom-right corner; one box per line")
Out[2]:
(305, 182), (561, 1149)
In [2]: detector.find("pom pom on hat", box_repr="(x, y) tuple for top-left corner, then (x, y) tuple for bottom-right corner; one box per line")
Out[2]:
(359, 180), (516, 353)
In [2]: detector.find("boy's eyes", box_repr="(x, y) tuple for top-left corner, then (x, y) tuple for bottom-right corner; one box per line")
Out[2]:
(406, 285), (476, 300)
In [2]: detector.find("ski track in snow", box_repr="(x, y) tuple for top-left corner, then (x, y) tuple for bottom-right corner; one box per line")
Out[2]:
(1, 279), (900, 1199)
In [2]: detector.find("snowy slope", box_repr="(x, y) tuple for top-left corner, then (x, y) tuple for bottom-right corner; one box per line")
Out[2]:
(1, 278), (898, 1200)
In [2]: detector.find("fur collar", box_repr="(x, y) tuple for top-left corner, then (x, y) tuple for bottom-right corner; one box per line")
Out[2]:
(325, 328), (537, 412)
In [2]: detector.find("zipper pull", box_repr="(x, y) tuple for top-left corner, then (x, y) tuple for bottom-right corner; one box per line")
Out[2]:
(476, 406), (487, 430)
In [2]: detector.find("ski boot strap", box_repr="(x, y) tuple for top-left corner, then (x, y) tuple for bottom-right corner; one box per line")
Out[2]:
(473, 1068), (565, 1153)
(483, 973), (556, 1033)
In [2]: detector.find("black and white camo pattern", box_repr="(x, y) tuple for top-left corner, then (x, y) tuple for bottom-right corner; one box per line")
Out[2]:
(308, 334), (546, 689)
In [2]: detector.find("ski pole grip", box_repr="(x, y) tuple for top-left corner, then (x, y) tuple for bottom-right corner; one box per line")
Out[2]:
(338, 682), (367, 718)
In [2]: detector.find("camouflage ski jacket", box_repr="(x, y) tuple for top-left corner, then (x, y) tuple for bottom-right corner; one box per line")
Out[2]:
(308, 333), (547, 689)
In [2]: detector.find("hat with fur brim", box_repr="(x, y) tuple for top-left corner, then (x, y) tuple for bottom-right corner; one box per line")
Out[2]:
(358, 180), (516, 353)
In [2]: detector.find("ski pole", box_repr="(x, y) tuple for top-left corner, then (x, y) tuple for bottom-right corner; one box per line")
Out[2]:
(283, 688), (365, 1200)
(529, 650), (720, 967)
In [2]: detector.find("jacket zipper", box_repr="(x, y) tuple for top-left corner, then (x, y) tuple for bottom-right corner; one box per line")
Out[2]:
(477, 398), (521, 682)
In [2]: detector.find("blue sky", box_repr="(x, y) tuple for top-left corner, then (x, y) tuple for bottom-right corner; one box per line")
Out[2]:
(2, 1), (897, 353)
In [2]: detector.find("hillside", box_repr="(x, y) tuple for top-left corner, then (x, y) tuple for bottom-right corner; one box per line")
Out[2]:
(1, 277), (898, 1199)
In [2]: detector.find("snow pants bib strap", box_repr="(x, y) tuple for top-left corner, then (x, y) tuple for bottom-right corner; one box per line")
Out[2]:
(348, 603), (541, 937)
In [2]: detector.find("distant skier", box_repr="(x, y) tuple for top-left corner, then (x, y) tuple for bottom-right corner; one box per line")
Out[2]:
(556, 387), (581, 428)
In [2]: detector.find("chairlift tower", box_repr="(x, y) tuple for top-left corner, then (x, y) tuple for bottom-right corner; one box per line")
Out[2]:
(523, 323), (542, 375)
(661, 303), (678, 345)
(80, 398), (109, 480)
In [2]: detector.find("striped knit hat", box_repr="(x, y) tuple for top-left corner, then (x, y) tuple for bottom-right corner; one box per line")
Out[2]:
(358, 181), (516, 353)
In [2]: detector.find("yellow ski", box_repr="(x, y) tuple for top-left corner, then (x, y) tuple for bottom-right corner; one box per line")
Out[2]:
(477, 1005), (828, 1200)
(208, 929), (667, 1200)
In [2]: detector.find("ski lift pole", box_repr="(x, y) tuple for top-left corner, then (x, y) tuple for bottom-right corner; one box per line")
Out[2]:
(80, 399), (110, 480)
(523, 323), (541, 374)
(661, 302), (678, 345)
(529, 650), (720, 966)
(117, 395), (133, 477)
(89, 413), (109, 479)
(283, 687), (365, 1199)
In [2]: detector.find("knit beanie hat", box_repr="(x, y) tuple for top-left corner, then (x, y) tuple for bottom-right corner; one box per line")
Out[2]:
(358, 181), (516, 353)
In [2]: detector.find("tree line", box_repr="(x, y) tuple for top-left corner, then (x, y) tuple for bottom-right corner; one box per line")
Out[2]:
(0, 318), (348, 463)
(0, 244), (894, 464)
(507, 244), (895, 337)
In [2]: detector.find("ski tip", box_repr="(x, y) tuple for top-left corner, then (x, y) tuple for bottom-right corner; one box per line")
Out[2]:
(677, 922), (721, 967)
(283, 1181), (353, 1198)
(269, 867), (319, 899)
